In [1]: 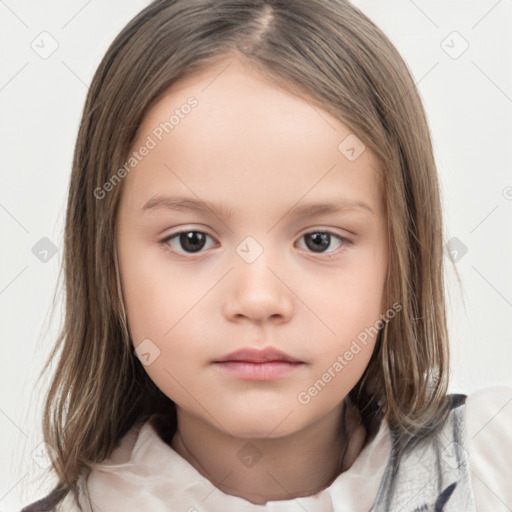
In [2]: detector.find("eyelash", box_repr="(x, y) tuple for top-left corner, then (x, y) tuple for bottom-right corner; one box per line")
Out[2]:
(159, 229), (353, 259)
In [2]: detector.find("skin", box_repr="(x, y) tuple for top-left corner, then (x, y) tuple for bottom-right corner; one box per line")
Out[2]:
(116, 56), (389, 504)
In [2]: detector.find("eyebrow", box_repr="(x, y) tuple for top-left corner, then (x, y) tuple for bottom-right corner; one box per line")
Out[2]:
(141, 194), (374, 219)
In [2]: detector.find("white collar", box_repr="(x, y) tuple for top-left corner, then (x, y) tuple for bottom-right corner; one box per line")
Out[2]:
(84, 414), (391, 511)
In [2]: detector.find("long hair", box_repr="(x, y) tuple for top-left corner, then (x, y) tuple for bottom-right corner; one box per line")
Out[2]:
(29, 0), (450, 508)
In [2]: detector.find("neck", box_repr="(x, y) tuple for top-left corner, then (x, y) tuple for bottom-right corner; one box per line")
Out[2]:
(170, 400), (367, 504)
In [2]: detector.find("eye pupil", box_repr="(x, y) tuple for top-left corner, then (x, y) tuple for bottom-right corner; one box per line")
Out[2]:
(180, 232), (206, 252)
(168, 230), (343, 257)
(305, 232), (330, 252)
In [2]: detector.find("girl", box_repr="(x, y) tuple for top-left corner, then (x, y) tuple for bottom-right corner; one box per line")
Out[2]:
(22, 0), (511, 511)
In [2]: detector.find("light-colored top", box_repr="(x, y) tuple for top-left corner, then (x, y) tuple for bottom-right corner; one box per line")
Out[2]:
(60, 387), (511, 511)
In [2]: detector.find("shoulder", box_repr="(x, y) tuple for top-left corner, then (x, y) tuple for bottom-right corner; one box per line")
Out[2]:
(464, 386), (512, 511)
(465, 386), (512, 445)
(21, 486), (66, 512)
(21, 479), (89, 512)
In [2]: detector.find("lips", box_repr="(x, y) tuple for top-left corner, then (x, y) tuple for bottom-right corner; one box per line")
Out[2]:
(212, 347), (304, 381)
(214, 347), (302, 364)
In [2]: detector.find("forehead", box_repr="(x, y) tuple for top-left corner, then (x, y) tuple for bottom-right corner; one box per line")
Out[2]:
(122, 58), (383, 216)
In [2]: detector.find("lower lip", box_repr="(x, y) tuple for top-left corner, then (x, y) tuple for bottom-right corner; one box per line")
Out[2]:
(213, 361), (303, 380)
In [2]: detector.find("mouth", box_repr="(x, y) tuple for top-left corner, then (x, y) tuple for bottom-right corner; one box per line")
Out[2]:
(212, 347), (305, 381)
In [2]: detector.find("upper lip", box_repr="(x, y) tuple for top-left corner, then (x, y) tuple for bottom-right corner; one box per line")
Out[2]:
(214, 347), (302, 363)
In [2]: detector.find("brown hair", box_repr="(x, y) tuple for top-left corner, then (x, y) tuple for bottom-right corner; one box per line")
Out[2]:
(27, 0), (450, 508)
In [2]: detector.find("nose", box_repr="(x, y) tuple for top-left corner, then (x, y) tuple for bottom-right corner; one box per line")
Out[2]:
(222, 250), (294, 324)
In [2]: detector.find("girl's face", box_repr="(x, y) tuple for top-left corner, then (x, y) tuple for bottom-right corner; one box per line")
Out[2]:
(116, 58), (388, 438)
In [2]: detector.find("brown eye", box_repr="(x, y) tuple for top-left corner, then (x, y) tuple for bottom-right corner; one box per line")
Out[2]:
(304, 232), (331, 252)
(162, 231), (214, 254)
(297, 231), (351, 255)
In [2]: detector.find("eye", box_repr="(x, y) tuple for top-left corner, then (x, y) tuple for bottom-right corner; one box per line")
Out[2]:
(161, 230), (216, 255)
(160, 229), (352, 258)
(296, 231), (352, 256)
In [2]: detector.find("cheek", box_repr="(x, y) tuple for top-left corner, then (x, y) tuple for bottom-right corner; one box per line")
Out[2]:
(118, 243), (216, 386)
(309, 252), (386, 334)
(119, 244), (206, 344)
(304, 250), (386, 371)
(119, 257), (210, 406)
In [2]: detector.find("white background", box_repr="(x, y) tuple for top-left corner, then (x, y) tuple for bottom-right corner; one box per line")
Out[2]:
(1, 1), (511, 510)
